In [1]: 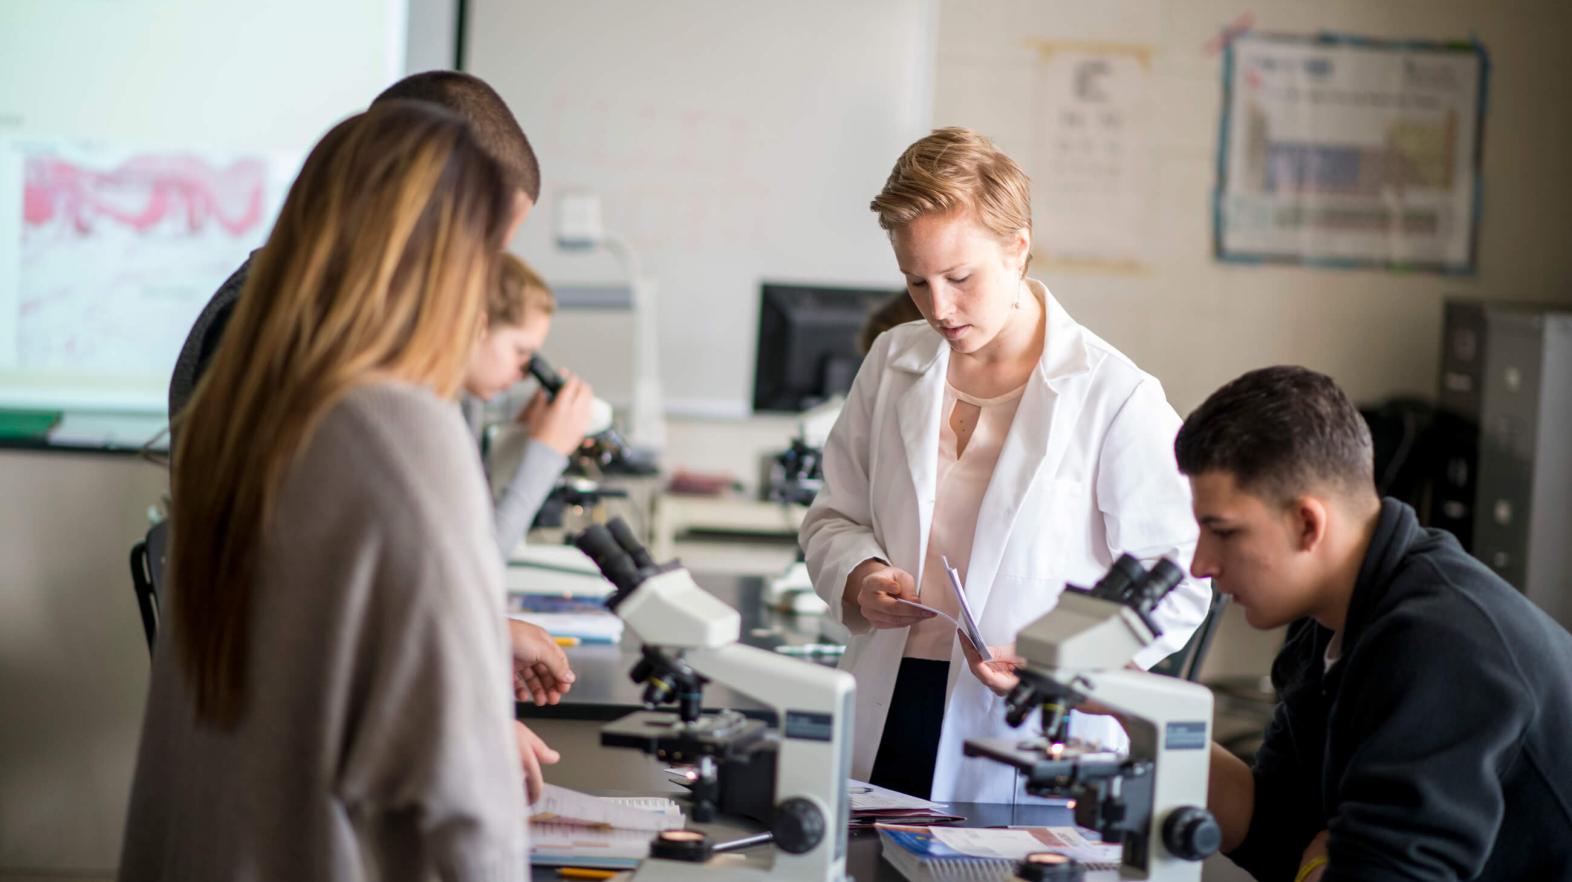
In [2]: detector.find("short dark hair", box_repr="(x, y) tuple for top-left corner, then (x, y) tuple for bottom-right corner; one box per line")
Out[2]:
(373, 70), (540, 201)
(1175, 366), (1375, 503)
(857, 291), (924, 354)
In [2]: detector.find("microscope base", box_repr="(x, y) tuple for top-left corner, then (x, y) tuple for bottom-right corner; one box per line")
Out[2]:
(630, 857), (848, 882)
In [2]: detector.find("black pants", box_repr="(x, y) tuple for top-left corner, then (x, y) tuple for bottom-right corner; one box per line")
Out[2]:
(868, 658), (949, 799)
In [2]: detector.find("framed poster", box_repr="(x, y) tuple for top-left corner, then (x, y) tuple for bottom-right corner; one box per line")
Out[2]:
(1215, 32), (1488, 273)
(1029, 41), (1155, 272)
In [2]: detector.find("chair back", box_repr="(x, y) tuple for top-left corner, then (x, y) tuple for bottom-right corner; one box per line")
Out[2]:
(129, 520), (170, 653)
(1152, 591), (1231, 681)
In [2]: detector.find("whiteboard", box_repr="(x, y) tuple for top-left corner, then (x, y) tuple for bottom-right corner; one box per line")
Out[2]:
(466, 0), (937, 417)
(0, 0), (408, 413)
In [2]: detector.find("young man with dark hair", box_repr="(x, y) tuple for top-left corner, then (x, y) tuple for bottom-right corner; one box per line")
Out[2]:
(1177, 365), (1572, 882)
(167, 70), (541, 422)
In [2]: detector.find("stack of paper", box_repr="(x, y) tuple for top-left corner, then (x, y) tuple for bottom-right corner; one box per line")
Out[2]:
(505, 557), (615, 599)
(657, 772), (965, 829)
(528, 784), (685, 869)
(848, 779), (965, 829)
(877, 824), (1121, 881)
(506, 551), (624, 643)
(508, 612), (623, 644)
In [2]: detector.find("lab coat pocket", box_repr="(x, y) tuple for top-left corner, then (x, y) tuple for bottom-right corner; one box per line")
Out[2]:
(984, 573), (1064, 646)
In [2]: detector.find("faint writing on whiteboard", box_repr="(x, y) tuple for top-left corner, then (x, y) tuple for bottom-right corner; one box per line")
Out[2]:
(5, 141), (294, 379)
(1028, 42), (1155, 272)
(544, 95), (770, 251)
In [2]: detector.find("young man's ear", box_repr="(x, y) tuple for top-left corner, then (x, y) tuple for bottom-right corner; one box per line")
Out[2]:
(1290, 495), (1329, 552)
(506, 191), (534, 241)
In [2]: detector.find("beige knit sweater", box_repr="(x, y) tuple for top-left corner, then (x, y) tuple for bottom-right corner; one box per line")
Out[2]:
(119, 382), (527, 881)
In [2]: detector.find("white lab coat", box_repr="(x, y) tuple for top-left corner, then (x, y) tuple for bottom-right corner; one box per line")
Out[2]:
(800, 280), (1210, 803)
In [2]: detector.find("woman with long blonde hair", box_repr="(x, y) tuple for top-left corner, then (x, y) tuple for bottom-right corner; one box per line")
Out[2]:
(120, 101), (527, 881)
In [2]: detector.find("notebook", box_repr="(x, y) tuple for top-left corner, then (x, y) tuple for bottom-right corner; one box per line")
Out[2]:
(877, 824), (1120, 882)
(528, 786), (685, 869)
(529, 783), (683, 831)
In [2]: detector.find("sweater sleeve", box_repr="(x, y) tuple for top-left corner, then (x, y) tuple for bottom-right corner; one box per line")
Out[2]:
(1321, 590), (1529, 882)
(336, 411), (528, 881)
(493, 438), (568, 558)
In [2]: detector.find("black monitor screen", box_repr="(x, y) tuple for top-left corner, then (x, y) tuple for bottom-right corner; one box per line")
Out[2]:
(752, 282), (900, 413)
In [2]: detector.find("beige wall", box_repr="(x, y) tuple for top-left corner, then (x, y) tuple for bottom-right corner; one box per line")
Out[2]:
(933, 0), (1572, 415)
(3, 2), (1569, 878)
(0, 452), (166, 878)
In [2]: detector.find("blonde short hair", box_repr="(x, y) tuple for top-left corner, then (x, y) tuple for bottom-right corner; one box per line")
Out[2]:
(488, 252), (555, 327)
(870, 127), (1033, 275)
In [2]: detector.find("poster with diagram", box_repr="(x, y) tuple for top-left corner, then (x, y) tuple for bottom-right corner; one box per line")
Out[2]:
(1215, 33), (1487, 273)
(1029, 41), (1155, 271)
(0, 140), (298, 408)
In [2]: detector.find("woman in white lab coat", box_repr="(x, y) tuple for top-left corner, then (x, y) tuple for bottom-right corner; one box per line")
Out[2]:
(800, 128), (1210, 803)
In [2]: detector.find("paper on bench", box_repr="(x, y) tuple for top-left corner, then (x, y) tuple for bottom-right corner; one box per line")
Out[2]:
(528, 783), (684, 832)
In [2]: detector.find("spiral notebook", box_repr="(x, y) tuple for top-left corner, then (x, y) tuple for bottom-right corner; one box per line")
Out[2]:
(877, 824), (1120, 881)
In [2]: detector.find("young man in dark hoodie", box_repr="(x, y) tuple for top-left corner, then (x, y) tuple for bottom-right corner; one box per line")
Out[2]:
(1175, 366), (1572, 882)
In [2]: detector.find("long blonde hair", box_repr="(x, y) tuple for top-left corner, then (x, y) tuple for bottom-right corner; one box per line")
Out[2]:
(170, 101), (514, 726)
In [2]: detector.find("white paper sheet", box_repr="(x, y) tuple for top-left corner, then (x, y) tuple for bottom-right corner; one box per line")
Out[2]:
(929, 825), (1120, 865)
(528, 783), (684, 832)
(895, 554), (991, 661)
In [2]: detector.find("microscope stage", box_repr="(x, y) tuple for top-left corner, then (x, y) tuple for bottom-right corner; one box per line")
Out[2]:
(602, 709), (769, 763)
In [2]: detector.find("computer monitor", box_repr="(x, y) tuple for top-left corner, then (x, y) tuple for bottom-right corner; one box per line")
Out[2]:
(752, 282), (900, 413)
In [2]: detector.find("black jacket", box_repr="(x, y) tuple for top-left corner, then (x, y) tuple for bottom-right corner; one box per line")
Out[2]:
(1228, 498), (1572, 882)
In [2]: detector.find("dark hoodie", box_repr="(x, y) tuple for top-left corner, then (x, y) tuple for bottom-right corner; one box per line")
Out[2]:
(1228, 498), (1572, 882)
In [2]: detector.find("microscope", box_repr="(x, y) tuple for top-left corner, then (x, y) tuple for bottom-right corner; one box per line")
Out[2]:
(572, 518), (856, 882)
(963, 555), (1221, 881)
(529, 354), (658, 475)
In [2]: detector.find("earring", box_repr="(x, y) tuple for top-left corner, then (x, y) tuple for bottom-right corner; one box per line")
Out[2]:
(1012, 279), (1023, 310)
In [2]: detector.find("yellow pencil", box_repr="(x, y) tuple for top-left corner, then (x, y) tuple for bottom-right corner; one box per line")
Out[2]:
(553, 636), (582, 647)
(556, 868), (618, 880)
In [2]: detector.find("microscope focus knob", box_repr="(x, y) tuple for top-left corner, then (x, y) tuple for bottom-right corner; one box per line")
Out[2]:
(771, 797), (825, 854)
(648, 829), (714, 863)
(1162, 806), (1222, 861)
(1015, 852), (1085, 881)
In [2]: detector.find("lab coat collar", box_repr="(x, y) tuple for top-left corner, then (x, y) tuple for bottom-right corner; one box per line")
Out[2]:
(889, 278), (1096, 605)
(885, 279), (1093, 385)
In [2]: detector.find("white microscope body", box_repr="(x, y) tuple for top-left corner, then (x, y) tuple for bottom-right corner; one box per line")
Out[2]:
(964, 555), (1221, 881)
(574, 520), (855, 882)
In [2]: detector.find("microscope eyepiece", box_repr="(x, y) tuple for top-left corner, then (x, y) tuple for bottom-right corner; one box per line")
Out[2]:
(573, 524), (642, 601)
(1141, 558), (1186, 602)
(527, 354), (565, 397)
(607, 517), (658, 571)
(1091, 553), (1145, 601)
